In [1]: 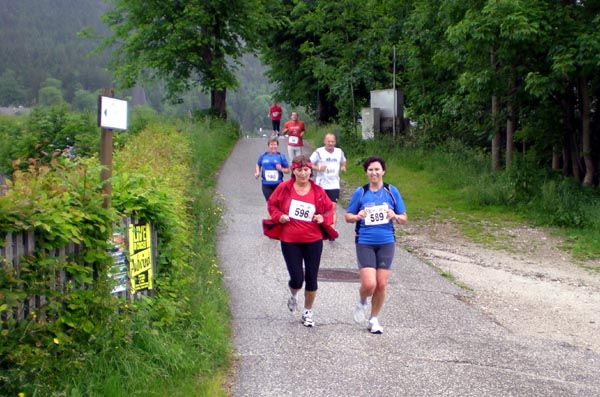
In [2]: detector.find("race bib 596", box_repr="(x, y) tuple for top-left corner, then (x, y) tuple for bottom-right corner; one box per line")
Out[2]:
(288, 199), (315, 222)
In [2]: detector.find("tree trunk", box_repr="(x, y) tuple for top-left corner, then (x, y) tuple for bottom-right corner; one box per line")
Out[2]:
(211, 89), (227, 120)
(490, 48), (501, 172)
(579, 76), (594, 186)
(491, 94), (501, 171)
(506, 100), (515, 169)
(317, 89), (338, 123)
(560, 85), (578, 179)
(552, 144), (561, 171)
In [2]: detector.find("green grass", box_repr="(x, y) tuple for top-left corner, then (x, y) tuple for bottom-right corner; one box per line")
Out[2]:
(62, 118), (237, 396)
(306, 126), (600, 262)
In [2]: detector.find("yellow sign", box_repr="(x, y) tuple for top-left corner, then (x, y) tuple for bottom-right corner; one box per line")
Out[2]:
(128, 223), (154, 293)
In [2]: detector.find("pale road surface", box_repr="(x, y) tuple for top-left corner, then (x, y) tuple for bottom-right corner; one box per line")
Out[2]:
(216, 137), (600, 397)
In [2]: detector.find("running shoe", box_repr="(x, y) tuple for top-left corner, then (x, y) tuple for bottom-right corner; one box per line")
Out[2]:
(367, 317), (383, 334)
(353, 301), (368, 324)
(287, 295), (298, 312)
(301, 309), (314, 327)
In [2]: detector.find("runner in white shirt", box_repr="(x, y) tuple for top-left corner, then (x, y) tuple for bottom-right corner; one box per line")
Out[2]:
(309, 133), (347, 226)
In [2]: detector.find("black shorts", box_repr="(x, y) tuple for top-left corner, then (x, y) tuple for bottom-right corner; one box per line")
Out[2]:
(324, 189), (340, 203)
(356, 243), (395, 270)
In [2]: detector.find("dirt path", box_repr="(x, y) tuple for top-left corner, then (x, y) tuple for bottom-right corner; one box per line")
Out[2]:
(399, 220), (600, 353)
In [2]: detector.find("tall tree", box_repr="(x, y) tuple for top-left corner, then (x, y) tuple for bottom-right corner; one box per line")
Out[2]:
(0, 69), (27, 106)
(447, 0), (550, 171)
(525, 0), (600, 184)
(101, 0), (264, 119)
(260, 0), (329, 121)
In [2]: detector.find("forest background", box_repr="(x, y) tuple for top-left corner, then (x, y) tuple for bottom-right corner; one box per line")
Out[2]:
(2, 0), (599, 184)
(1, 0), (600, 395)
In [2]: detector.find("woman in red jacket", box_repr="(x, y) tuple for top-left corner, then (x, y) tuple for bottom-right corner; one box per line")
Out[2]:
(267, 154), (334, 327)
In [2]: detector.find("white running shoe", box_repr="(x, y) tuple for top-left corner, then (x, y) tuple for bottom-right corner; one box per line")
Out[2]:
(353, 301), (368, 324)
(301, 309), (314, 327)
(367, 317), (383, 334)
(287, 295), (298, 312)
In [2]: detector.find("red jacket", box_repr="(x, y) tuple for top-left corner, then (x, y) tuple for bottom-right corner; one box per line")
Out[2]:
(265, 179), (337, 241)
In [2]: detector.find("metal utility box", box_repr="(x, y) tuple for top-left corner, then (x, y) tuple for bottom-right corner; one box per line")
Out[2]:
(361, 107), (380, 140)
(370, 89), (404, 134)
(370, 89), (403, 119)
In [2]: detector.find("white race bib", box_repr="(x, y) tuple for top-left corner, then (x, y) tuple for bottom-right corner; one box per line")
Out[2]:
(289, 136), (299, 144)
(288, 199), (315, 222)
(364, 204), (389, 225)
(264, 170), (279, 182)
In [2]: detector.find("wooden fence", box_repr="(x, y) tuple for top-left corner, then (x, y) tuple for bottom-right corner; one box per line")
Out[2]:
(1, 219), (157, 324)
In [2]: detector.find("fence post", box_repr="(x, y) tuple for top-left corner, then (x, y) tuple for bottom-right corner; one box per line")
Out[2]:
(99, 88), (114, 209)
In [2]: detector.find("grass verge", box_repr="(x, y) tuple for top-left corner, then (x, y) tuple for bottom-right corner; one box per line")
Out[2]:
(307, 125), (600, 262)
(64, 117), (237, 396)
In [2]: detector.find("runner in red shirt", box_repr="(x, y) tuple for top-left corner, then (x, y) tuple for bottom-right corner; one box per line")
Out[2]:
(268, 102), (283, 135)
(282, 112), (306, 161)
(267, 154), (334, 327)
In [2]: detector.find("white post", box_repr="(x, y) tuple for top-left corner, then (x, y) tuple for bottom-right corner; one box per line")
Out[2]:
(392, 46), (396, 139)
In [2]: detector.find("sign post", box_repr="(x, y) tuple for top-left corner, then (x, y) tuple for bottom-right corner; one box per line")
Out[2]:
(97, 89), (128, 208)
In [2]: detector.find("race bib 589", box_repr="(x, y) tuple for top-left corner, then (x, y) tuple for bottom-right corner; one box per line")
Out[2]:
(364, 204), (389, 226)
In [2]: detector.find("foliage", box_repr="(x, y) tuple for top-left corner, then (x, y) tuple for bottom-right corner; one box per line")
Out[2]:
(228, 54), (277, 133)
(72, 88), (99, 112)
(17, 106), (99, 166)
(38, 86), (65, 107)
(262, 0), (600, 189)
(0, 69), (27, 106)
(1, 116), (238, 395)
(0, 158), (119, 396)
(0, 115), (26, 174)
(335, 123), (600, 259)
(128, 105), (159, 135)
(0, 106), (165, 177)
(66, 118), (237, 395)
(101, 0), (266, 116)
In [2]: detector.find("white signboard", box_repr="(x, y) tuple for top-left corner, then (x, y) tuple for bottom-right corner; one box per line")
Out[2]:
(98, 96), (128, 130)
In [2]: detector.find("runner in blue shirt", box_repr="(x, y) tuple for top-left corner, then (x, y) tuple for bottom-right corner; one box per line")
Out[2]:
(345, 156), (407, 334)
(255, 137), (290, 201)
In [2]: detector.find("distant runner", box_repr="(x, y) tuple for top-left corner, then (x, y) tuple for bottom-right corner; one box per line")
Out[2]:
(255, 137), (289, 201)
(268, 102), (283, 136)
(310, 133), (346, 227)
(345, 156), (407, 334)
(281, 112), (305, 161)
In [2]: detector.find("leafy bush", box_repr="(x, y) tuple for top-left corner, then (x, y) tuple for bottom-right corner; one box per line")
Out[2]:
(66, 118), (237, 396)
(0, 115), (26, 174)
(38, 86), (65, 106)
(1, 116), (238, 395)
(534, 178), (600, 227)
(0, 158), (123, 396)
(8, 106), (99, 165)
(128, 105), (158, 134)
(72, 89), (98, 112)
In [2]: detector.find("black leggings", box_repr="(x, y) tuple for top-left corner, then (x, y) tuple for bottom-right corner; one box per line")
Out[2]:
(281, 240), (323, 291)
(262, 184), (278, 201)
(272, 120), (281, 133)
